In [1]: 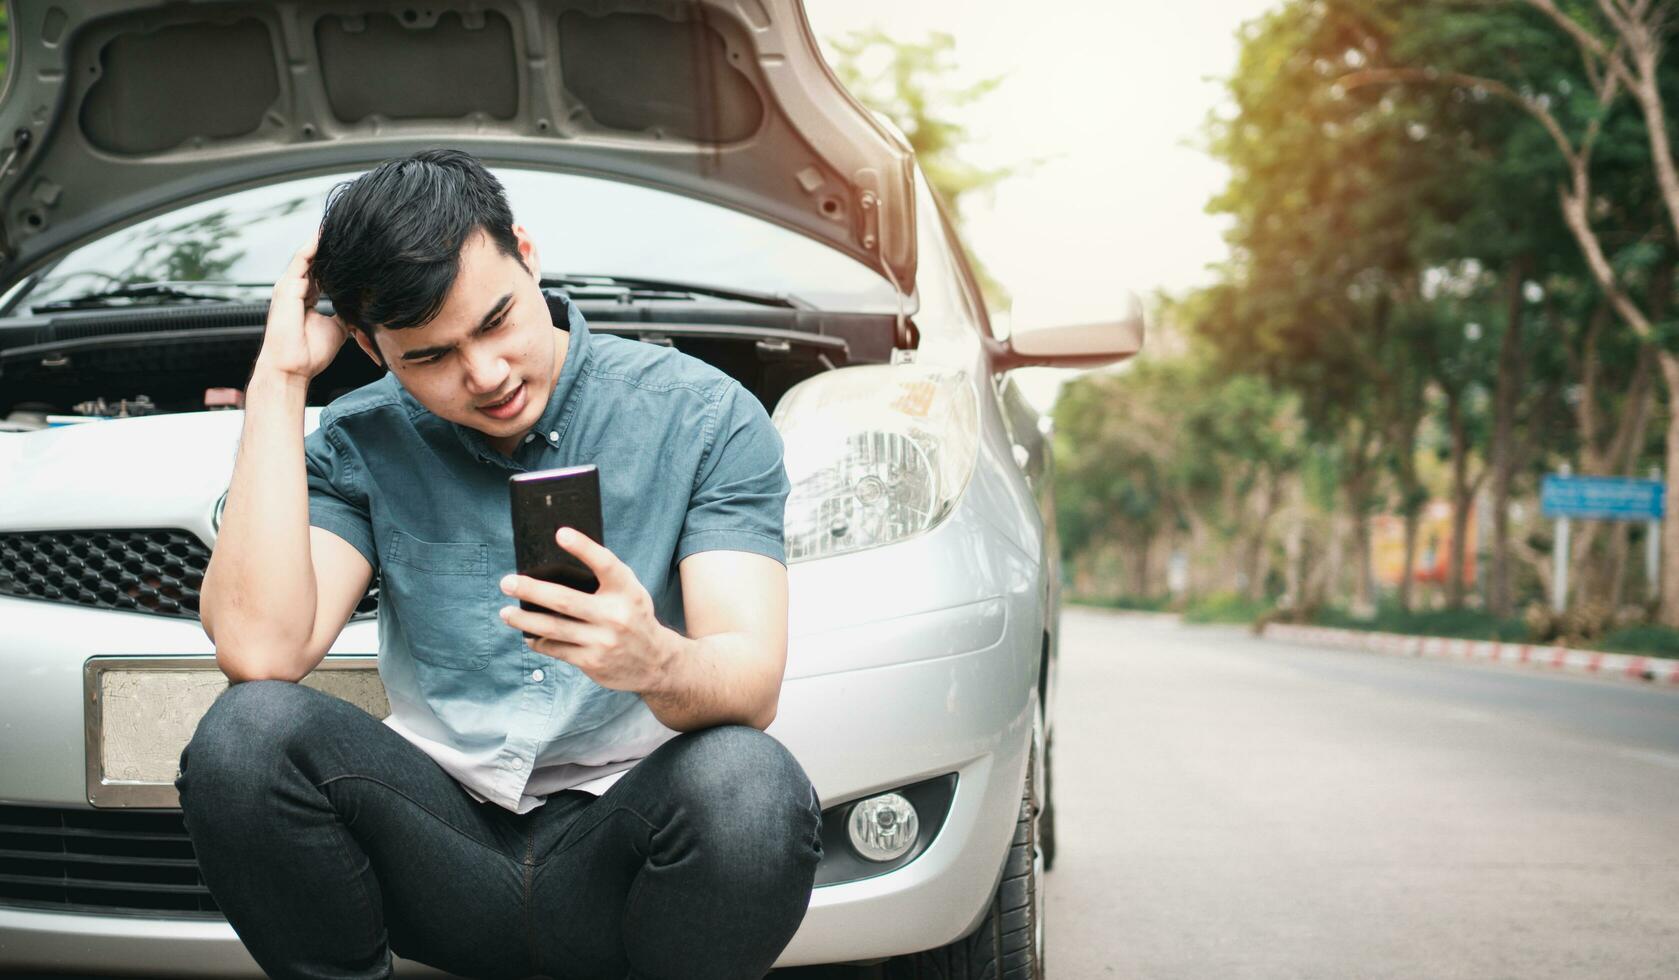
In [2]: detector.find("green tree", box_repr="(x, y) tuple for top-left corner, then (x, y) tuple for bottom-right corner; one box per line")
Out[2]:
(1020, 0), (1675, 626)
(1200, 0), (1657, 617)
(1053, 318), (1300, 604)
(1202, 0), (1475, 612)
(1355, 0), (1666, 614)
(1346, 0), (1679, 620)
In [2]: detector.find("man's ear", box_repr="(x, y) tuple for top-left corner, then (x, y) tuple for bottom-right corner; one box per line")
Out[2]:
(513, 223), (540, 280)
(350, 325), (388, 370)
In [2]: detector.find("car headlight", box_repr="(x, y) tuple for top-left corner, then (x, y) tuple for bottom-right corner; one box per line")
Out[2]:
(772, 363), (979, 563)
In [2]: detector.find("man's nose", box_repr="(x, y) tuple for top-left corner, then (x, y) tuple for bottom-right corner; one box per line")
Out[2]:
(461, 345), (509, 395)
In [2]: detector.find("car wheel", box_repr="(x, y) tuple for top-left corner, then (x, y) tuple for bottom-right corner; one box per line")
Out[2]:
(884, 744), (1045, 979)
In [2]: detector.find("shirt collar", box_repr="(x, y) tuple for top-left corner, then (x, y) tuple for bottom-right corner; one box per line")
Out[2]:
(447, 290), (591, 467)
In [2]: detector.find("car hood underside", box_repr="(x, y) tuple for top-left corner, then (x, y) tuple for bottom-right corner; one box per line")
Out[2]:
(0, 0), (917, 298)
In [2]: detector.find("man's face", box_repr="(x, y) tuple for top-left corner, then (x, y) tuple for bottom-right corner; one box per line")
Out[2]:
(353, 225), (556, 445)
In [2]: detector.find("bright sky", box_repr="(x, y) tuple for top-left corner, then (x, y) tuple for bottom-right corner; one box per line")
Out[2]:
(807, 0), (1280, 407)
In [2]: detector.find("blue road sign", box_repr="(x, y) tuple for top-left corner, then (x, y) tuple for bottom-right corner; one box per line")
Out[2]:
(1541, 475), (1665, 521)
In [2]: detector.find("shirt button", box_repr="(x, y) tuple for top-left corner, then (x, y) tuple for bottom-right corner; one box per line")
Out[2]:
(548, 430), (559, 443)
(510, 757), (525, 770)
(531, 668), (545, 683)
(524, 433), (535, 443)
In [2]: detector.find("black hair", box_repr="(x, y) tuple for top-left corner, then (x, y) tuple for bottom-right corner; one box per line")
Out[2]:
(311, 148), (525, 353)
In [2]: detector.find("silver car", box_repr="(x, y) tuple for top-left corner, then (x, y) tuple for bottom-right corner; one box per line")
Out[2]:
(0, 1), (1140, 974)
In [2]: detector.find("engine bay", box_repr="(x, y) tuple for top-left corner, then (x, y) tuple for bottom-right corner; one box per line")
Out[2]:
(0, 293), (905, 431)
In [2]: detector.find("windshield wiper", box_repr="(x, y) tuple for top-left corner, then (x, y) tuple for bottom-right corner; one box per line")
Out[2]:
(541, 274), (803, 310)
(32, 281), (266, 313)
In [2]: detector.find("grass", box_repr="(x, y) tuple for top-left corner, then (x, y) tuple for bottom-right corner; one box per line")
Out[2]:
(1299, 604), (1679, 658)
(1067, 592), (1270, 623)
(1311, 604), (1529, 642)
(1067, 594), (1172, 612)
(1181, 592), (1271, 624)
(1067, 592), (1679, 658)
(1596, 625), (1679, 656)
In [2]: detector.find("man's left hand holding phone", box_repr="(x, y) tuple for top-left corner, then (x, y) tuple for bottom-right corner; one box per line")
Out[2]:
(499, 465), (676, 697)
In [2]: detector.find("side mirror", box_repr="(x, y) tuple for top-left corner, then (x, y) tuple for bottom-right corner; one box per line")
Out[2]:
(985, 297), (1145, 372)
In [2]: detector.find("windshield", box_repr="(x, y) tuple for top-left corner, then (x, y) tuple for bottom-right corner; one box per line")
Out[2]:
(7, 168), (902, 315)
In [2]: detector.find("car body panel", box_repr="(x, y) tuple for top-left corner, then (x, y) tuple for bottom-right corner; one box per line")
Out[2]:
(0, 479), (1040, 966)
(0, 389), (1041, 797)
(0, 108), (1063, 968)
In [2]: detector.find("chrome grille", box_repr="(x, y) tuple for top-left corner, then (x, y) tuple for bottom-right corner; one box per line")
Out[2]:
(0, 804), (221, 917)
(0, 528), (378, 620)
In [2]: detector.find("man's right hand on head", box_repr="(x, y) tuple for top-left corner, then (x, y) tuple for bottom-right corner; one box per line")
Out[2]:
(255, 236), (353, 383)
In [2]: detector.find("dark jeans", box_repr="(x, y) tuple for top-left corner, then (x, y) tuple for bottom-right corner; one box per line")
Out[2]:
(175, 680), (822, 980)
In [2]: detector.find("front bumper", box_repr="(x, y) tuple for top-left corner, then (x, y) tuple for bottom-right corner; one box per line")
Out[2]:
(0, 907), (457, 978)
(0, 595), (1036, 974)
(774, 601), (1034, 966)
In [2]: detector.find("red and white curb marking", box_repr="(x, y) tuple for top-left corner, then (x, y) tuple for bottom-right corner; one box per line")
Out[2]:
(1261, 623), (1679, 685)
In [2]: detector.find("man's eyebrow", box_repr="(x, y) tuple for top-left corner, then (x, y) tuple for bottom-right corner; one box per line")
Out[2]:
(399, 293), (515, 362)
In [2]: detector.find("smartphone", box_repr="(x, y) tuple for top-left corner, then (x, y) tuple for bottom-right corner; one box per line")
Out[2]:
(508, 465), (604, 623)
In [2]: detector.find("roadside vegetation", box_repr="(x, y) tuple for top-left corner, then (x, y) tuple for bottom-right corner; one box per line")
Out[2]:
(1057, 0), (1679, 658)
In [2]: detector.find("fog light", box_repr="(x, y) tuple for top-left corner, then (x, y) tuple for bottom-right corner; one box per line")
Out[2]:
(847, 792), (919, 862)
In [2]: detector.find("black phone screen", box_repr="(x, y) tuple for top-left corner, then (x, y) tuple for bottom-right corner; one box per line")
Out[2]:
(508, 464), (604, 617)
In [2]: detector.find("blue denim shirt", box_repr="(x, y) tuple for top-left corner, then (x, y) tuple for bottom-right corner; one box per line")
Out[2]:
(303, 294), (790, 812)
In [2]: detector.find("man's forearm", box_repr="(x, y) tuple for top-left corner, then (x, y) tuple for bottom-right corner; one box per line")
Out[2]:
(199, 367), (320, 680)
(641, 627), (784, 732)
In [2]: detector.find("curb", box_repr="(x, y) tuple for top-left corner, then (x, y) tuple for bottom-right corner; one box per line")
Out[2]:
(1260, 623), (1679, 686)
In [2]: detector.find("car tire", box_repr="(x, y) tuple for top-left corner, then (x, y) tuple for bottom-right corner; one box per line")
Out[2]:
(1040, 733), (1057, 872)
(883, 745), (1045, 979)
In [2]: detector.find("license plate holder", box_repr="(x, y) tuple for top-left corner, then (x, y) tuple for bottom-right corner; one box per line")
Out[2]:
(83, 657), (387, 808)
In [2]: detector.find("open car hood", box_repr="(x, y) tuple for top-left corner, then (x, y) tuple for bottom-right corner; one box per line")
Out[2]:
(0, 0), (916, 298)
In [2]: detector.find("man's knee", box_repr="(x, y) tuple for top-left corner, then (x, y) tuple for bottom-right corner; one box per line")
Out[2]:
(176, 680), (333, 811)
(660, 726), (821, 863)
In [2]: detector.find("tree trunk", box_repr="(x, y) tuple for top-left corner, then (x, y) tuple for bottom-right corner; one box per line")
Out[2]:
(1489, 459), (1516, 616)
(1565, 303), (1613, 604)
(1129, 532), (1151, 598)
(1446, 389), (1472, 608)
(1340, 420), (1379, 616)
(1323, 512), (1346, 610)
(1187, 516), (1210, 599)
(1587, 349), (1656, 605)
(1347, 457), (1376, 616)
(1393, 406), (1425, 613)
(1352, 507), (1375, 617)
(1576, 274), (1661, 604)
(1250, 539), (1271, 602)
(1400, 507), (1421, 613)
(1449, 487), (1474, 608)
(1241, 519), (1265, 601)
(1246, 466), (1286, 602)
(1488, 257), (1530, 617)
(1283, 474), (1306, 610)
(1658, 351), (1679, 627)
(1607, 521), (1634, 610)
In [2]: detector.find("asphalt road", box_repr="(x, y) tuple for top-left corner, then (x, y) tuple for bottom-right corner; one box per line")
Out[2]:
(1045, 608), (1679, 979)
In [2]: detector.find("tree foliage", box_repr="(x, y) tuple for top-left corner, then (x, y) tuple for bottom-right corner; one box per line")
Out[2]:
(1055, 0), (1674, 627)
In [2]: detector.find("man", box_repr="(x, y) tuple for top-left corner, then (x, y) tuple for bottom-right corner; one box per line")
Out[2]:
(177, 148), (822, 980)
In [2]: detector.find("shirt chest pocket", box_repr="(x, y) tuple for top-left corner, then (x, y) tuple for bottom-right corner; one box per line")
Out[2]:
(381, 529), (493, 670)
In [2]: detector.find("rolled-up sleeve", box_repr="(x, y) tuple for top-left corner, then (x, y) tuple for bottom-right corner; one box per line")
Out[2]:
(675, 381), (790, 565)
(304, 418), (377, 570)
